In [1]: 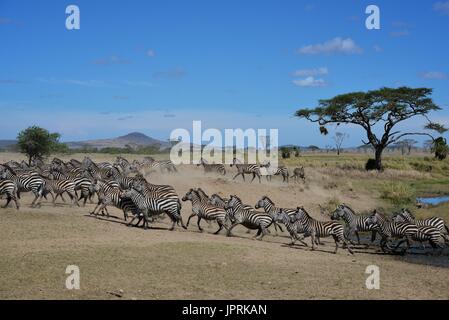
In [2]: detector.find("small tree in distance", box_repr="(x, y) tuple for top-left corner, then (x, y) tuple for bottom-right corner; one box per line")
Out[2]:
(17, 126), (67, 164)
(332, 132), (348, 155)
(295, 87), (446, 170)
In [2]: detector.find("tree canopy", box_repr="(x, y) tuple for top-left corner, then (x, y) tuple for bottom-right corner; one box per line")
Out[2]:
(17, 126), (68, 164)
(295, 87), (446, 170)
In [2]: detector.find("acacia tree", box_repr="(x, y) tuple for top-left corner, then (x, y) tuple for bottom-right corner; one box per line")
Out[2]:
(295, 87), (445, 170)
(332, 132), (348, 155)
(17, 126), (67, 164)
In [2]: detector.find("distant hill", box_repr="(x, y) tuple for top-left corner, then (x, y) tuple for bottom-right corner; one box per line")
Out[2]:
(66, 132), (170, 150)
(0, 140), (17, 150)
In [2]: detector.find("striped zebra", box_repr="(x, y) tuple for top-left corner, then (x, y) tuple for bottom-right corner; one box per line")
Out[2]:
(0, 179), (20, 209)
(392, 214), (448, 252)
(41, 178), (80, 207)
(291, 167), (305, 183)
(90, 182), (139, 221)
(224, 195), (274, 240)
(291, 206), (353, 254)
(120, 185), (186, 230)
(330, 204), (377, 245)
(143, 157), (178, 173)
(272, 210), (309, 246)
(230, 158), (261, 183)
(398, 208), (449, 235)
(0, 165), (45, 207)
(197, 158), (226, 176)
(366, 210), (418, 253)
(182, 189), (228, 234)
(259, 163), (289, 183)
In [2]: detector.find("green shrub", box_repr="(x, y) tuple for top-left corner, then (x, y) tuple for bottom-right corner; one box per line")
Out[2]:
(379, 182), (416, 206)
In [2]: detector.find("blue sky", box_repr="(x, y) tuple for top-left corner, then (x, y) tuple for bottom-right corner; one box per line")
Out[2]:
(1, 0), (448, 147)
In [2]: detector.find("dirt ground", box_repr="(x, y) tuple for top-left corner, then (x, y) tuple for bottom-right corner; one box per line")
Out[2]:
(1, 154), (449, 299)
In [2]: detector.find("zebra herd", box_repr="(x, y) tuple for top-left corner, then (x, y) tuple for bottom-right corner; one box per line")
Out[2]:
(1, 156), (448, 256)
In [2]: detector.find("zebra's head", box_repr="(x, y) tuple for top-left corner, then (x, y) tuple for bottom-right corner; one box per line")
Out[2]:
(401, 208), (415, 220)
(182, 189), (196, 202)
(273, 209), (289, 224)
(255, 196), (272, 209)
(330, 204), (345, 220)
(291, 206), (306, 222)
(209, 194), (226, 207)
(225, 195), (241, 210)
(367, 210), (381, 226)
(120, 188), (134, 199)
(392, 212), (406, 223)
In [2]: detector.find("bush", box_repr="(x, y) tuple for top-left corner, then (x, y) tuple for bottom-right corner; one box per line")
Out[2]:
(379, 182), (416, 206)
(365, 158), (377, 171)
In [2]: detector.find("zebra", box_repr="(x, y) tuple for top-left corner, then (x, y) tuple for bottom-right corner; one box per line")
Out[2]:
(197, 158), (226, 176)
(291, 167), (305, 183)
(41, 178), (80, 207)
(89, 182), (139, 221)
(224, 195), (274, 240)
(230, 158), (261, 183)
(392, 214), (448, 252)
(254, 196), (292, 234)
(143, 157), (178, 173)
(398, 208), (449, 235)
(120, 185), (186, 230)
(0, 179), (20, 209)
(182, 189), (229, 234)
(259, 162), (289, 183)
(272, 210), (309, 246)
(0, 165), (45, 207)
(366, 210), (418, 253)
(330, 204), (377, 245)
(291, 206), (353, 254)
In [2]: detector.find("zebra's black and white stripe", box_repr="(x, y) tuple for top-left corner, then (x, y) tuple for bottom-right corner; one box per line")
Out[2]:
(0, 179), (20, 209)
(291, 167), (305, 183)
(398, 208), (449, 235)
(330, 204), (377, 245)
(182, 189), (228, 234)
(291, 206), (353, 254)
(230, 158), (261, 183)
(197, 158), (226, 176)
(224, 195), (274, 239)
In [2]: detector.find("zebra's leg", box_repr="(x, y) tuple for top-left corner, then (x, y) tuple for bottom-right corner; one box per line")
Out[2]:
(60, 193), (67, 203)
(256, 227), (268, 240)
(355, 230), (362, 245)
(197, 216), (203, 232)
(232, 172), (240, 180)
(370, 230), (377, 243)
(214, 220), (224, 235)
(127, 214), (139, 227)
(310, 231), (317, 251)
(332, 235), (340, 254)
(226, 223), (239, 237)
(2, 196), (12, 208)
(186, 213), (197, 227)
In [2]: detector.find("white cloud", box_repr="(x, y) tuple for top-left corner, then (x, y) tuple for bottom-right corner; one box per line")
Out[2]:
(297, 37), (362, 55)
(420, 71), (448, 80)
(390, 30), (410, 37)
(292, 67), (328, 77)
(292, 77), (328, 87)
(434, 1), (449, 14)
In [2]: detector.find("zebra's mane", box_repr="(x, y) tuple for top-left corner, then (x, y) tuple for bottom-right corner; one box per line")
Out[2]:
(342, 204), (356, 215)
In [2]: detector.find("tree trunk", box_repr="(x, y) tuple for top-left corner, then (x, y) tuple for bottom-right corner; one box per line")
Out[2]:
(374, 146), (384, 171)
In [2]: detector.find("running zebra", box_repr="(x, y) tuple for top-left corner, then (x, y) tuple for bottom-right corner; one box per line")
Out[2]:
(291, 167), (305, 183)
(0, 164), (45, 207)
(272, 210), (309, 246)
(259, 163), (289, 183)
(367, 210), (418, 253)
(392, 214), (448, 252)
(41, 178), (80, 207)
(230, 158), (261, 183)
(120, 185), (186, 230)
(398, 208), (449, 235)
(330, 204), (377, 245)
(197, 158), (226, 176)
(224, 195), (274, 240)
(143, 157), (178, 173)
(291, 206), (353, 254)
(182, 189), (228, 234)
(0, 179), (20, 209)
